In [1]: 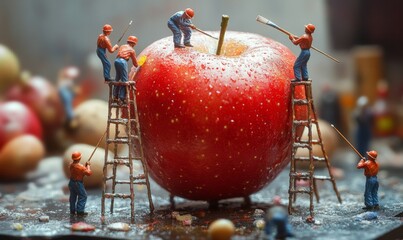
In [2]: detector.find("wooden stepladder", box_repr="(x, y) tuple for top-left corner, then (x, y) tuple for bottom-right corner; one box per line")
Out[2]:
(101, 81), (154, 223)
(288, 80), (342, 218)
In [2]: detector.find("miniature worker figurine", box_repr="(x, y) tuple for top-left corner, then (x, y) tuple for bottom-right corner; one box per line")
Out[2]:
(69, 151), (92, 216)
(289, 24), (315, 81)
(58, 66), (80, 130)
(97, 24), (119, 82)
(113, 36), (138, 103)
(357, 150), (379, 211)
(167, 8), (196, 48)
(264, 196), (294, 240)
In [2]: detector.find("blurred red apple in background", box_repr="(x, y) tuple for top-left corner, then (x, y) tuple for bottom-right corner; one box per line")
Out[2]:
(5, 73), (65, 139)
(0, 101), (43, 150)
(133, 32), (306, 201)
(0, 44), (20, 93)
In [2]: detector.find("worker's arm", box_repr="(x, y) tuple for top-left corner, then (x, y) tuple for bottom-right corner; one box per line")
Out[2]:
(130, 50), (138, 68)
(357, 159), (366, 169)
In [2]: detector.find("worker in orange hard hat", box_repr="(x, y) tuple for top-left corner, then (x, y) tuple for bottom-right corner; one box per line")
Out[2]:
(289, 23), (315, 82)
(97, 24), (119, 82)
(69, 151), (92, 216)
(113, 36), (138, 103)
(167, 8), (196, 48)
(357, 150), (380, 210)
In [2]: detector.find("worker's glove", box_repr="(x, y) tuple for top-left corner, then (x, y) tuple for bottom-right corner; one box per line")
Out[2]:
(190, 24), (196, 30)
(288, 35), (294, 40)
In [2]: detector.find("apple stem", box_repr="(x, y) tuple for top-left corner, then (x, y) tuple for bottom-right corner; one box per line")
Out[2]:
(216, 15), (229, 55)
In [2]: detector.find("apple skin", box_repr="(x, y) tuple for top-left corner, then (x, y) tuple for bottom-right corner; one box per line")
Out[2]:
(133, 32), (306, 201)
(5, 75), (65, 138)
(0, 101), (43, 150)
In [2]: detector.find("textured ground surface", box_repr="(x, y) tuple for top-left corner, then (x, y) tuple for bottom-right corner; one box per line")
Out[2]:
(0, 147), (402, 240)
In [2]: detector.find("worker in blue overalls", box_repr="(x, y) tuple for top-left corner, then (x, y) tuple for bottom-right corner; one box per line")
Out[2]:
(167, 8), (196, 48)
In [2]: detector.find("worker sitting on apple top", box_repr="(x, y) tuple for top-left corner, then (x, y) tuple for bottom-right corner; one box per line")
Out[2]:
(97, 24), (119, 83)
(357, 150), (380, 211)
(113, 36), (138, 103)
(69, 151), (92, 216)
(167, 8), (197, 48)
(289, 24), (315, 82)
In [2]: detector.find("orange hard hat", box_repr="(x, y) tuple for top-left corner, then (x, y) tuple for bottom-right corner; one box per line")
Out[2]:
(72, 151), (82, 161)
(184, 8), (194, 18)
(127, 36), (138, 44)
(305, 24), (316, 33)
(103, 24), (113, 32)
(367, 150), (378, 160)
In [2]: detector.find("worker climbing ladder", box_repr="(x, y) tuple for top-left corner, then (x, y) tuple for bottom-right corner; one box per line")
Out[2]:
(101, 81), (154, 223)
(288, 80), (342, 219)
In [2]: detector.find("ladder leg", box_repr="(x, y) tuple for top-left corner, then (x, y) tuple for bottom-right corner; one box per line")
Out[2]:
(101, 83), (113, 221)
(313, 179), (320, 203)
(132, 87), (154, 213)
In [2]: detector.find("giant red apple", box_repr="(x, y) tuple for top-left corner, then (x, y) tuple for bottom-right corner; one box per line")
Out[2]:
(133, 32), (306, 201)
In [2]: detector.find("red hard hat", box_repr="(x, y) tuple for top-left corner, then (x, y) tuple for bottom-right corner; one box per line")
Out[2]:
(367, 150), (378, 160)
(127, 36), (138, 44)
(103, 24), (113, 32)
(72, 151), (82, 161)
(184, 8), (194, 18)
(305, 24), (316, 33)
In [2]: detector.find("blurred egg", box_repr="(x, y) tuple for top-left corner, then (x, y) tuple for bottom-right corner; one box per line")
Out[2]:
(67, 100), (125, 152)
(208, 219), (235, 240)
(63, 143), (112, 188)
(0, 135), (45, 180)
(0, 44), (20, 92)
(295, 119), (339, 168)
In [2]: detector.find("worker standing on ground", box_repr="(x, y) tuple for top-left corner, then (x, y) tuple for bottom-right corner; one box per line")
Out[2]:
(97, 24), (119, 82)
(357, 150), (380, 211)
(289, 24), (315, 81)
(69, 152), (92, 216)
(167, 8), (196, 48)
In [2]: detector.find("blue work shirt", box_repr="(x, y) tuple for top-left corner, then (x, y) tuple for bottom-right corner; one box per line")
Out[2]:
(168, 11), (193, 28)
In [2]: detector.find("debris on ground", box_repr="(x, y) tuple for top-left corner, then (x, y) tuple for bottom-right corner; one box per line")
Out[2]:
(11, 223), (23, 231)
(71, 222), (96, 232)
(208, 218), (235, 240)
(354, 212), (378, 221)
(38, 215), (49, 222)
(107, 222), (131, 231)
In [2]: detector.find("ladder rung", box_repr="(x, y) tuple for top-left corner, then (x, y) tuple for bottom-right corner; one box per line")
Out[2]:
(293, 143), (311, 149)
(293, 99), (310, 105)
(293, 156), (326, 161)
(109, 119), (129, 124)
(115, 156), (142, 161)
(106, 160), (130, 166)
(105, 176), (114, 181)
(290, 172), (311, 179)
(289, 188), (311, 194)
(314, 175), (332, 181)
(104, 193), (132, 199)
(110, 103), (129, 108)
(296, 140), (321, 144)
(107, 137), (130, 144)
(115, 180), (146, 185)
(291, 80), (312, 86)
(293, 119), (318, 125)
